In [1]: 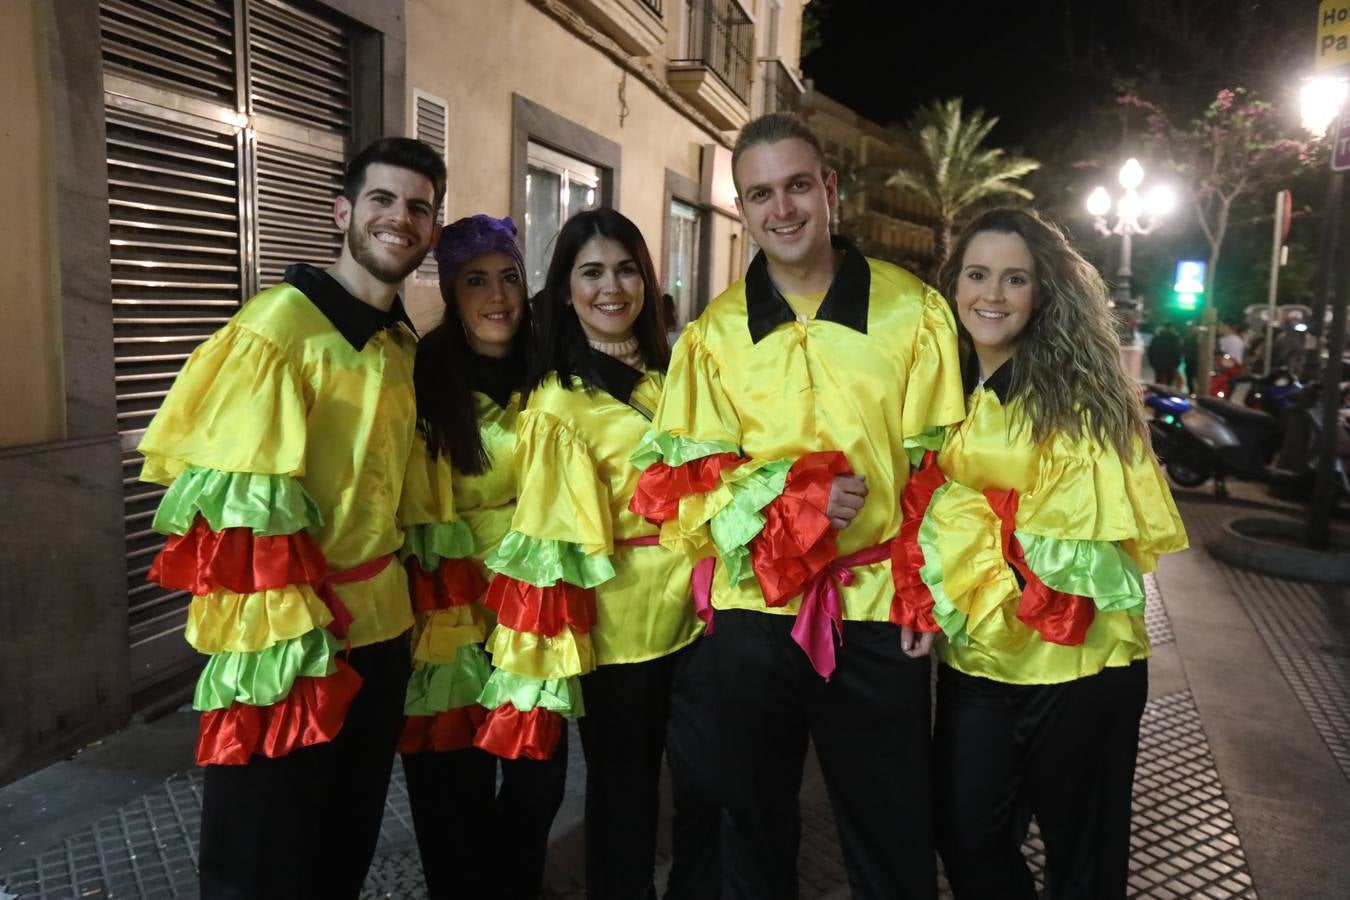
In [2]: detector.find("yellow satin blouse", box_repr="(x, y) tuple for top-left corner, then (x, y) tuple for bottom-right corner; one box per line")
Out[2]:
(511, 373), (703, 665)
(138, 282), (417, 648)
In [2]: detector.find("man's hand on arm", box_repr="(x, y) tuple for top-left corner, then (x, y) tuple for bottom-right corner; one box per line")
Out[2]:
(826, 474), (867, 530)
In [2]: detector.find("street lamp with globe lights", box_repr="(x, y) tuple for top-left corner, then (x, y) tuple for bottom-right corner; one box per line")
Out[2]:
(1086, 158), (1176, 346)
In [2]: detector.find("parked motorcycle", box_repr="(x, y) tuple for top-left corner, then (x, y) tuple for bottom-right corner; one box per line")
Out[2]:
(1143, 383), (1289, 494)
(1144, 378), (1350, 498)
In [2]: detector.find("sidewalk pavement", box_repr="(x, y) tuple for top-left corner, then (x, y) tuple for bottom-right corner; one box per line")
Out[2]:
(2, 483), (1349, 899)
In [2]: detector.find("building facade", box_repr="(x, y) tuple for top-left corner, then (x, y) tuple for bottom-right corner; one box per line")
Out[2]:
(0, 0), (807, 785)
(798, 85), (937, 276)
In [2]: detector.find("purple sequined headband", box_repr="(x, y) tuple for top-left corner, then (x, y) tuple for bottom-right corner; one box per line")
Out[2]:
(434, 214), (527, 290)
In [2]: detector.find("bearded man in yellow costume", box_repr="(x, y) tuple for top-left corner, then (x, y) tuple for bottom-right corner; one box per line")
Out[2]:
(137, 137), (445, 899)
(631, 113), (965, 900)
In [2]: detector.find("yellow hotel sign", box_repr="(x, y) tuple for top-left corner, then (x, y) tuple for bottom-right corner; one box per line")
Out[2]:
(1320, 0), (1350, 70)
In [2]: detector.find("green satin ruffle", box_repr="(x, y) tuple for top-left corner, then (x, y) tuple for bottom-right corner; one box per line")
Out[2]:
(486, 530), (614, 589)
(477, 669), (584, 718)
(154, 466), (322, 537)
(710, 458), (793, 585)
(402, 519), (475, 571)
(918, 482), (970, 645)
(403, 643), (493, 715)
(630, 429), (740, 469)
(1018, 531), (1146, 614)
(903, 425), (946, 468)
(192, 627), (338, 711)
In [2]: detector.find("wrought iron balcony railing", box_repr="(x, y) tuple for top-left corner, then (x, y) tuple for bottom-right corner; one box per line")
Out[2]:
(673, 0), (753, 103)
(760, 57), (802, 113)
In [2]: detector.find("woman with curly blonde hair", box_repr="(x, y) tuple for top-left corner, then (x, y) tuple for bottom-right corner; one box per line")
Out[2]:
(890, 207), (1188, 898)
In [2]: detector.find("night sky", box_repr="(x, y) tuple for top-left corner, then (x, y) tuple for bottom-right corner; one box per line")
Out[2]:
(800, 1), (1311, 152)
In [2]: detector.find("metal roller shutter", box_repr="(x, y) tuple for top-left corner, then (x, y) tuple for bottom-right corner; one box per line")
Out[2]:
(99, 0), (356, 699)
(412, 90), (449, 285)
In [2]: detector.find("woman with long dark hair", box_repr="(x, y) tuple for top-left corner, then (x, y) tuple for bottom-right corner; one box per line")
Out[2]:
(476, 207), (720, 899)
(892, 208), (1188, 898)
(397, 214), (565, 900)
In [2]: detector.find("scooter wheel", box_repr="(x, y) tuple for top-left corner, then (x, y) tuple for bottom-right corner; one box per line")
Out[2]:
(1166, 458), (1211, 488)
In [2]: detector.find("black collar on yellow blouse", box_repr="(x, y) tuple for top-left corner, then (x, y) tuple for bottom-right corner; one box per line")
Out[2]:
(745, 235), (871, 343)
(284, 263), (416, 351)
(963, 352), (1013, 403)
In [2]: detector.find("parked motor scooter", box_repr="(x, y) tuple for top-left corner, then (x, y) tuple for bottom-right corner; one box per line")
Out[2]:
(1143, 383), (1290, 495)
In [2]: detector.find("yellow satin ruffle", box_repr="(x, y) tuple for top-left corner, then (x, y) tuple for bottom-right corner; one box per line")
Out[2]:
(186, 584), (332, 654)
(138, 321), (309, 483)
(901, 284), (967, 443)
(939, 389), (1188, 571)
(412, 603), (488, 665)
(485, 622), (596, 680)
(927, 480), (1152, 683)
(654, 327), (743, 449)
(400, 432), (457, 528)
(510, 402), (613, 557)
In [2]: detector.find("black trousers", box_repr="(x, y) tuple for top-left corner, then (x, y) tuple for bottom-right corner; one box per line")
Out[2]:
(577, 636), (721, 900)
(934, 661), (1148, 900)
(401, 729), (569, 900)
(198, 633), (411, 900)
(714, 609), (936, 900)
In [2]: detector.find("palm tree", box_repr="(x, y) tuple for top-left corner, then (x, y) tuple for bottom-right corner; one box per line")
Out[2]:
(886, 98), (1041, 266)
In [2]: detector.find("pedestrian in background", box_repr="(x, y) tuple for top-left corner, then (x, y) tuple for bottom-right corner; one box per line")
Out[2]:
(902, 208), (1188, 899)
(1147, 320), (1183, 388)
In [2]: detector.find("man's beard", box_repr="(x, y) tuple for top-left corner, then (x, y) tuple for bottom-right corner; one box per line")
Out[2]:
(347, 224), (426, 284)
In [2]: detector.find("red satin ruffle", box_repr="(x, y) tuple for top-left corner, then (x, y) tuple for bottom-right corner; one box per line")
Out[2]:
(629, 452), (744, 524)
(752, 451), (850, 607)
(472, 705), (563, 761)
(407, 557), (488, 613)
(397, 705), (488, 753)
(984, 488), (1095, 646)
(890, 451), (946, 632)
(195, 658), (362, 765)
(150, 516), (328, 595)
(484, 576), (596, 637)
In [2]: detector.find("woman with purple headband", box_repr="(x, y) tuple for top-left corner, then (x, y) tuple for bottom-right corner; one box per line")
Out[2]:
(397, 214), (566, 899)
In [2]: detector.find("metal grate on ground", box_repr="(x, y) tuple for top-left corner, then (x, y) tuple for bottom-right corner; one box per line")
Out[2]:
(1178, 499), (1350, 782)
(0, 763), (418, 900)
(1144, 572), (1175, 647)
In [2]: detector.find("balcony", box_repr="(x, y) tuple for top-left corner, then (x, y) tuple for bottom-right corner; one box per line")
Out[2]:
(564, 0), (667, 57)
(759, 57), (803, 114)
(668, 0), (753, 130)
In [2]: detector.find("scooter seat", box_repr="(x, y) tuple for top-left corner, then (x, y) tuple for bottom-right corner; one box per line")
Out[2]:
(1195, 396), (1280, 430)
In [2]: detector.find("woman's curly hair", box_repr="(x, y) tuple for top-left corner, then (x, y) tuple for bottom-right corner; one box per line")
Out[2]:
(937, 207), (1147, 459)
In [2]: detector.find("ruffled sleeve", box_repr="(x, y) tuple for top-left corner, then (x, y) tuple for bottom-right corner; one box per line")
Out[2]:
(474, 409), (604, 760)
(147, 471), (360, 766)
(917, 431), (1186, 677)
(899, 287), (966, 466)
(1017, 432), (1189, 573)
(138, 324), (309, 484)
(396, 437), (492, 754)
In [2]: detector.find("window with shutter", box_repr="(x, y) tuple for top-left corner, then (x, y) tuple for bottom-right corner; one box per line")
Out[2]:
(98, 0), (358, 697)
(412, 89), (449, 285)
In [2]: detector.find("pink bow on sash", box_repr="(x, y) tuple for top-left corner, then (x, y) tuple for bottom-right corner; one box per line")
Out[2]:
(791, 542), (891, 680)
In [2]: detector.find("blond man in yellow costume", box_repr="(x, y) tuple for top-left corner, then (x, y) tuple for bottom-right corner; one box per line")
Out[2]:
(632, 112), (966, 899)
